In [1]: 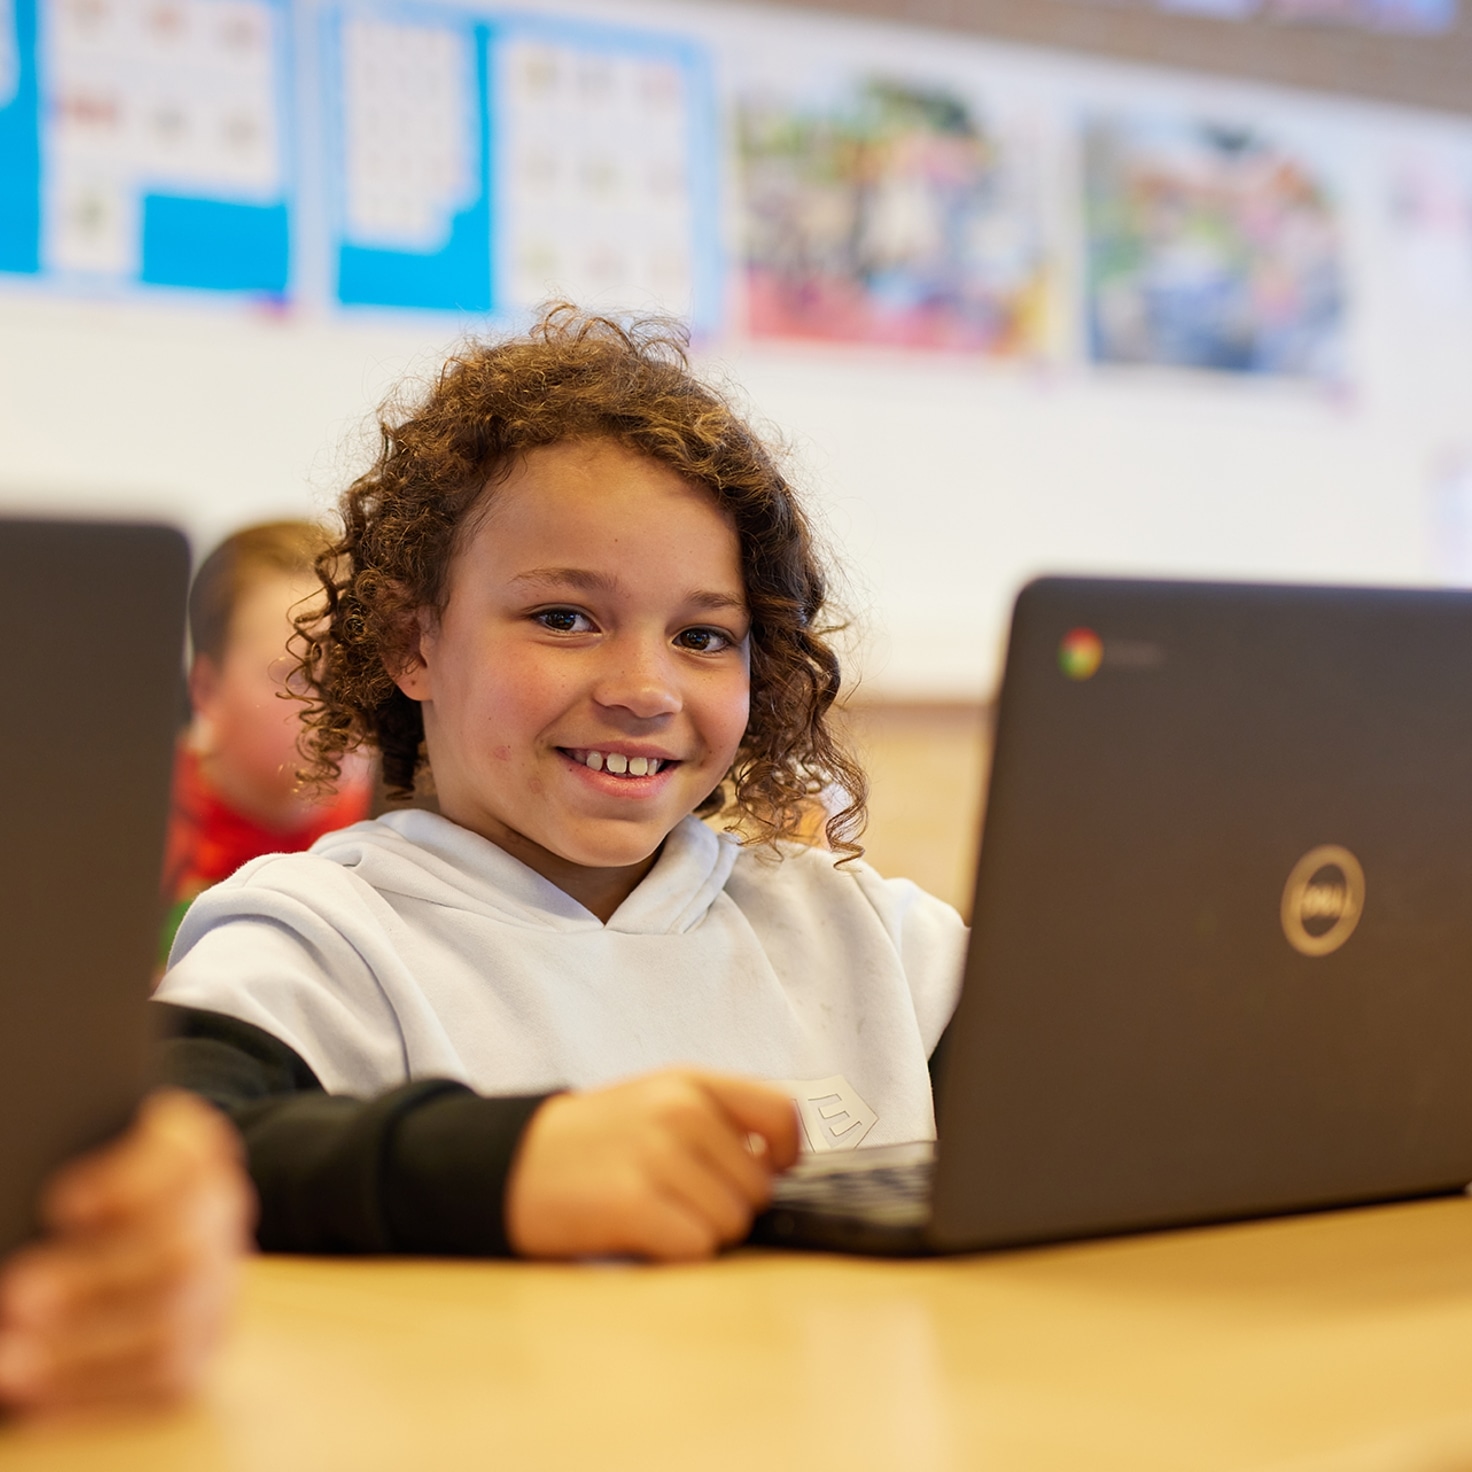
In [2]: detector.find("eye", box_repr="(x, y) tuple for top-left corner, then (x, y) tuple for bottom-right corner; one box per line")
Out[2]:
(534, 608), (594, 634)
(674, 626), (735, 653)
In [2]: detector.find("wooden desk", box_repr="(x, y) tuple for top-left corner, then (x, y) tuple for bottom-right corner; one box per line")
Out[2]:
(7, 1197), (1472, 1471)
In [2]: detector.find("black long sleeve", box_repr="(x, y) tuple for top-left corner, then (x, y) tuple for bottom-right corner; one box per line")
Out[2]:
(153, 1003), (550, 1256)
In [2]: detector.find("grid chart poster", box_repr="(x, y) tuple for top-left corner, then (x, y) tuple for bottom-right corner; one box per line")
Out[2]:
(0, 0), (289, 292)
(735, 70), (1052, 355)
(1083, 114), (1348, 379)
(327, 5), (490, 311)
(492, 18), (718, 331)
(327, 10), (719, 325)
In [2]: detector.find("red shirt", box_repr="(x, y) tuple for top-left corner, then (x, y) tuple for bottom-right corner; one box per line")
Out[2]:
(160, 744), (372, 957)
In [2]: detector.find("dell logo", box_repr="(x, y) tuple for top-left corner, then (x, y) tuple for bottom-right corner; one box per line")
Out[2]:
(1280, 845), (1366, 958)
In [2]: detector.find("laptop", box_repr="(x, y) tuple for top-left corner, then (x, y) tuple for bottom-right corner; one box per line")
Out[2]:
(753, 575), (1472, 1255)
(0, 518), (190, 1255)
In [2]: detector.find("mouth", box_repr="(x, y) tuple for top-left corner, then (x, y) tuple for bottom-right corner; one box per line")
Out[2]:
(559, 747), (679, 781)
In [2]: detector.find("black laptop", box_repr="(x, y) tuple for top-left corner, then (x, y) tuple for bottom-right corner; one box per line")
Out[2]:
(0, 519), (189, 1255)
(754, 576), (1472, 1255)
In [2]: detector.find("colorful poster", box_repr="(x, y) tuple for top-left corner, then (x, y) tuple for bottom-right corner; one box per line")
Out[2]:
(736, 75), (1051, 354)
(34, 0), (289, 291)
(1083, 114), (1347, 378)
(328, 7), (490, 312)
(492, 19), (718, 330)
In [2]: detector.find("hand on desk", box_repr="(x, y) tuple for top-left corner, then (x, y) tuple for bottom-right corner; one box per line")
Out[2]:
(506, 1071), (800, 1262)
(0, 1090), (255, 1415)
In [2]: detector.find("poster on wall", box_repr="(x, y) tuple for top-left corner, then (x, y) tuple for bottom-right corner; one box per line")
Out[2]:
(1083, 113), (1348, 379)
(327, 6), (491, 312)
(1, 0), (17, 103)
(0, 0), (36, 275)
(327, 9), (718, 326)
(1387, 139), (1472, 313)
(1083, 0), (1459, 30)
(492, 17), (718, 331)
(1429, 449), (1472, 583)
(1261, 0), (1457, 28)
(1, 0), (290, 293)
(735, 72), (1053, 355)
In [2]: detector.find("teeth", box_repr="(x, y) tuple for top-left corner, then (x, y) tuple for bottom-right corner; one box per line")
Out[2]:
(578, 750), (663, 777)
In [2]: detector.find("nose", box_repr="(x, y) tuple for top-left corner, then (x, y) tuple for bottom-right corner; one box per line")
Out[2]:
(591, 634), (682, 722)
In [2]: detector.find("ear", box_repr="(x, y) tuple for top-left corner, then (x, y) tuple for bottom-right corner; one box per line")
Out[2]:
(187, 654), (222, 754)
(189, 653), (222, 719)
(388, 607), (435, 703)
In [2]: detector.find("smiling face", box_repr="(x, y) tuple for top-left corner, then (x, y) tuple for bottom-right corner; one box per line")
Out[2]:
(393, 439), (752, 921)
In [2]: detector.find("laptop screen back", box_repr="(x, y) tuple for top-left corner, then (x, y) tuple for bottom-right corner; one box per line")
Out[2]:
(0, 520), (188, 1255)
(932, 577), (1472, 1252)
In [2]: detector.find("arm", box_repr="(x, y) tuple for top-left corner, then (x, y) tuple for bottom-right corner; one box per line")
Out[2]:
(156, 1003), (546, 1256)
(0, 1090), (253, 1414)
(157, 1005), (800, 1262)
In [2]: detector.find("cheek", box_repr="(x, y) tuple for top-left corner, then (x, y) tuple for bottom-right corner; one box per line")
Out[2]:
(482, 648), (581, 725)
(216, 677), (294, 737)
(704, 672), (752, 763)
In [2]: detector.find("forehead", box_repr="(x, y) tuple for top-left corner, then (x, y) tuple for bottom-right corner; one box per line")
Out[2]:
(228, 568), (317, 636)
(455, 440), (743, 586)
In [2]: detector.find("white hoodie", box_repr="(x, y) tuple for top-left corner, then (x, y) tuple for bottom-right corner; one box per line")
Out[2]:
(158, 810), (966, 1149)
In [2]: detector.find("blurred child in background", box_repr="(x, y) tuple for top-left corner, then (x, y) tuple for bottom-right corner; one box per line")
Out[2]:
(161, 521), (373, 955)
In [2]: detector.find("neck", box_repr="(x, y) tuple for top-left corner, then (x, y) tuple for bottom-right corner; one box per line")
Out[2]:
(476, 823), (660, 924)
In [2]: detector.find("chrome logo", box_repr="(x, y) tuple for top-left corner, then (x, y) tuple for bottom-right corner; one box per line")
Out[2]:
(1058, 627), (1104, 681)
(1280, 845), (1366, 958)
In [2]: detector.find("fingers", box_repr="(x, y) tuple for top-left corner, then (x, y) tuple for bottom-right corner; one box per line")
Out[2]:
(0, 1239), (233, 1409)
(505, 1069), (801, 1264)
(697, 1075), (802, 1172)
(0, 1090), (253, 1415)
(642, 1112), (764, 1251)
(40, 1090), (248, 1237)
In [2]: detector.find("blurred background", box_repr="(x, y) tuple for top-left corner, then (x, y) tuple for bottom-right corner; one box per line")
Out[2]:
(2, 0), (1470, 908)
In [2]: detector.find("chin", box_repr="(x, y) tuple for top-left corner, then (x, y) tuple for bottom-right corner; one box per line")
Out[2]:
(556, 823), (670, 872)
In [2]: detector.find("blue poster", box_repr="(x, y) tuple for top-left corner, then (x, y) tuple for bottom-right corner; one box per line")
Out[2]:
(326, 5), (492, 313)
(3, 0), (291, 294)
(0, 0), (40, 274)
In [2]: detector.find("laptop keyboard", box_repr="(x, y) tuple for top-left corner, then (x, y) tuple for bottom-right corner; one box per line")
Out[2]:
(770, 1154), (936, 1227)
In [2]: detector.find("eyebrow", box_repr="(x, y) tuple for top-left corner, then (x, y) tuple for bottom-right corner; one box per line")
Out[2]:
(508, 567), (748, 615)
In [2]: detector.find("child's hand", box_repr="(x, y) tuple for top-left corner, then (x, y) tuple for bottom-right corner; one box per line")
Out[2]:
(506, 1070), (800, 1262)
(0, 1089), (255, 1415)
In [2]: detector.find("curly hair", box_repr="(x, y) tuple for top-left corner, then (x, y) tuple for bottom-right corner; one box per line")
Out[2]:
(295, 304), (867, 854)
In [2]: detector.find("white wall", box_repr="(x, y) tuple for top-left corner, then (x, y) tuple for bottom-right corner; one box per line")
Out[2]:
(2, 0), (1469, 697)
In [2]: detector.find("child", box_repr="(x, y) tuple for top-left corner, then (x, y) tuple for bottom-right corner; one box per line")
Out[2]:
(161, 521), (373, 955)
(155, 308), (966, 1261)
